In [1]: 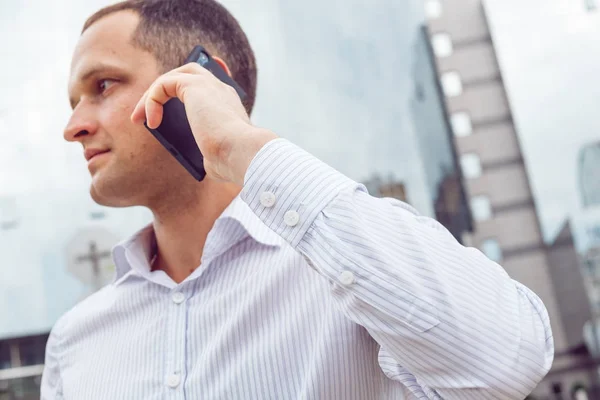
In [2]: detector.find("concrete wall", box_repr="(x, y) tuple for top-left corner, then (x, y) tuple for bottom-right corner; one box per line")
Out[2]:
(456, 123), (522, 164)
(467, 165), (533, 206)
(437, 42), (500, 83)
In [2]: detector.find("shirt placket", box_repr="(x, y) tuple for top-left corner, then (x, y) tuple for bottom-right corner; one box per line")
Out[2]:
(164, 283), (190, 400)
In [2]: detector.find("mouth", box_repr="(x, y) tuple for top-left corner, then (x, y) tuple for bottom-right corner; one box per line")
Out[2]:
(84, 148), (111, 162)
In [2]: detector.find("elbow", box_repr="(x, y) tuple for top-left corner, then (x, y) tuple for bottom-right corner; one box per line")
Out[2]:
(472, 282), (555, 399)
(517, 281), (555, 386)
(435, 321), (554, 400)
(501, 335), (555, 398)
(519, 322), (555, 397)
(492, 283), (555, 398)
(457, 334), (554, 400)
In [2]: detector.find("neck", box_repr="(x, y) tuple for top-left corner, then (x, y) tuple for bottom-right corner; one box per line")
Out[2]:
(149, 178), (241, 283)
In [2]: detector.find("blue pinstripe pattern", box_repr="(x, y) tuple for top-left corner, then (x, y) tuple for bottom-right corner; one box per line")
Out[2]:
(41, 139), (553, 399)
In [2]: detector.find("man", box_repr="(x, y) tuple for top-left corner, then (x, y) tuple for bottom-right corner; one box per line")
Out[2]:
(41, 0), (554, 398)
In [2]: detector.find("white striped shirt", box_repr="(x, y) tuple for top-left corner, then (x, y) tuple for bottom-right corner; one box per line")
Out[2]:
(41, 139), (554, 399)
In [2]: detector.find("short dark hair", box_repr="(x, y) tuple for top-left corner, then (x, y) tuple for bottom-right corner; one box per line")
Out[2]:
(83, 0), (257, 114)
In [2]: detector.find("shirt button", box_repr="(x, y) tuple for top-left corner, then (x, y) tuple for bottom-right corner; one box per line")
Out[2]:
(260, 191), (276, 208)
(339, 271), (355, 286)
(166, 374), (181, 388)
(284, 210), (300, 227)
(172, 292), (185, 304)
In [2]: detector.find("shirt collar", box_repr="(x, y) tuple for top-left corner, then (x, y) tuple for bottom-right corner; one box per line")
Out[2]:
(112, 195), (282, 283)
(112, 224), (155, 284)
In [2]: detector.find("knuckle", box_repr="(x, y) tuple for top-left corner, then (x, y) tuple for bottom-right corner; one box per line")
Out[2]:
(191, 62), (204, 73)
(226, 85), (237, 96)
(182, 62), (203, 74)
(149, 78), (163, 94)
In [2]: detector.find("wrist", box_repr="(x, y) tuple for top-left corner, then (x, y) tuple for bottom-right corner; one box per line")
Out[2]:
(229, 126), (278, 186)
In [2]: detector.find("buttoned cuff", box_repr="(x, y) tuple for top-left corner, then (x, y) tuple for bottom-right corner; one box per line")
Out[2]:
(241, 138), (357, 248)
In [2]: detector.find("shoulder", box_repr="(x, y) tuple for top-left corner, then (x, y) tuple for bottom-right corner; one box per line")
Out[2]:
(48, 285), (117, 341)
(42, 286), (113, 399)
(41, 287), (118, 398)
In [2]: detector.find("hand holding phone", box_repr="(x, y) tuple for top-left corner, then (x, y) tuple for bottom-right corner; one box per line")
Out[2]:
(143, 46), (247, 181)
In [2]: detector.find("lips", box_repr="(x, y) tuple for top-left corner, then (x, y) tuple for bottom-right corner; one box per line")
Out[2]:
(84, 148), (110, 161)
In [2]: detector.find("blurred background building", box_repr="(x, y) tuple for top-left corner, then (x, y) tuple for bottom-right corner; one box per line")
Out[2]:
(0, 0), (474, 397)
(424, 0), (598, 398)
(580, 141), (600, 209)
(585, 0), (597, 12)
(583, 247), (600, 313)
(0, 0), (599, 398)
(0, 335), (46, 400)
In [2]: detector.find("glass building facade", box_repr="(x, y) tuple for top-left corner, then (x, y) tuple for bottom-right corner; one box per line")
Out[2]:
(0, 0), (470, 395)
(579, 141), (600, 209)
(571, 141), (600, 255)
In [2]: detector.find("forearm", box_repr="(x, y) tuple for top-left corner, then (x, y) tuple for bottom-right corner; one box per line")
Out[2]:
(241, 138), (554, 399)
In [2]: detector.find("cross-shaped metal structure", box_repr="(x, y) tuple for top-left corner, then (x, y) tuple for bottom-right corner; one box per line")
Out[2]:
(76, 241), (111, 290)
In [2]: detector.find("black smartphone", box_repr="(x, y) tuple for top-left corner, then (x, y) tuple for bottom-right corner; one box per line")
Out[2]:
(144, 45), (247, 181)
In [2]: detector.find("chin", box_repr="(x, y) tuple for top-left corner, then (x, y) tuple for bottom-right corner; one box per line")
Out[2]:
(89, 173), (140, 208)
(90, 185), (133, 208)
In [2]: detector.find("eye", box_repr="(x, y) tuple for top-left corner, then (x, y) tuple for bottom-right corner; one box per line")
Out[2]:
(97, 79), (116, 94)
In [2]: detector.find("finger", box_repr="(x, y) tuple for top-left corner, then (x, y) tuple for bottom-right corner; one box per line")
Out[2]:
(134, 73), (196, 129)
(131, 88), (149, 124)
(145, 88), (167, 129)
(177, 62), (233, 93)
(131, 63), (208, 124)
(131, 62), (212, 124)
(174, 61), (209, 77)
(144, 74), (185, 129)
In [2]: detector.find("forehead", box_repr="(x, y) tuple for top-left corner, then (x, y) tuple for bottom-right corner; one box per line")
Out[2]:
(69, 10), (156, 91)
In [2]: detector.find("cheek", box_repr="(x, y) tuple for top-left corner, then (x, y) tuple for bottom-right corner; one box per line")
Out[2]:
(98, 95), (136, 135)
(103, 88), (173, 166)
(115, 93), (137, 123)
(101, 93), (155, 156)
(126, 126), (166, 163)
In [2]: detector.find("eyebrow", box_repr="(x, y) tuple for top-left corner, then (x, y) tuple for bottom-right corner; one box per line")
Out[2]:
(69, 62), (126, 109)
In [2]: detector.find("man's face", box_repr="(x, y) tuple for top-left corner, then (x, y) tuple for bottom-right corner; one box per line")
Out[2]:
(66, 10), (190, 208)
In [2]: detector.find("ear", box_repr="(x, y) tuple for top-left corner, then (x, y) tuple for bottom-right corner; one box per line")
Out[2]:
(212, 56), (232, 77)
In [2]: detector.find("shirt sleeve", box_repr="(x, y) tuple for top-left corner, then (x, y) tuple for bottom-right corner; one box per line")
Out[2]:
(41, 316), (66, 400)
(241, 138), (554, 400)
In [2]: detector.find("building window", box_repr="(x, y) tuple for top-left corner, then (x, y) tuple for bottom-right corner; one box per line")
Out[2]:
(451, 112), (473, 137)
(425, 0), (442, 19)
(19, 336), (47, 366)
(471, 196), (492, 221)
(441, 71), (462, 97)
(431, 33), (453, 58)
(0, 341), (10, 369)
(481, 239), (503, 262)
(460, 153), (482, 179)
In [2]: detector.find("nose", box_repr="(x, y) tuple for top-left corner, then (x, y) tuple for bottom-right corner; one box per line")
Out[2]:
(63, 104), (99, 143)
